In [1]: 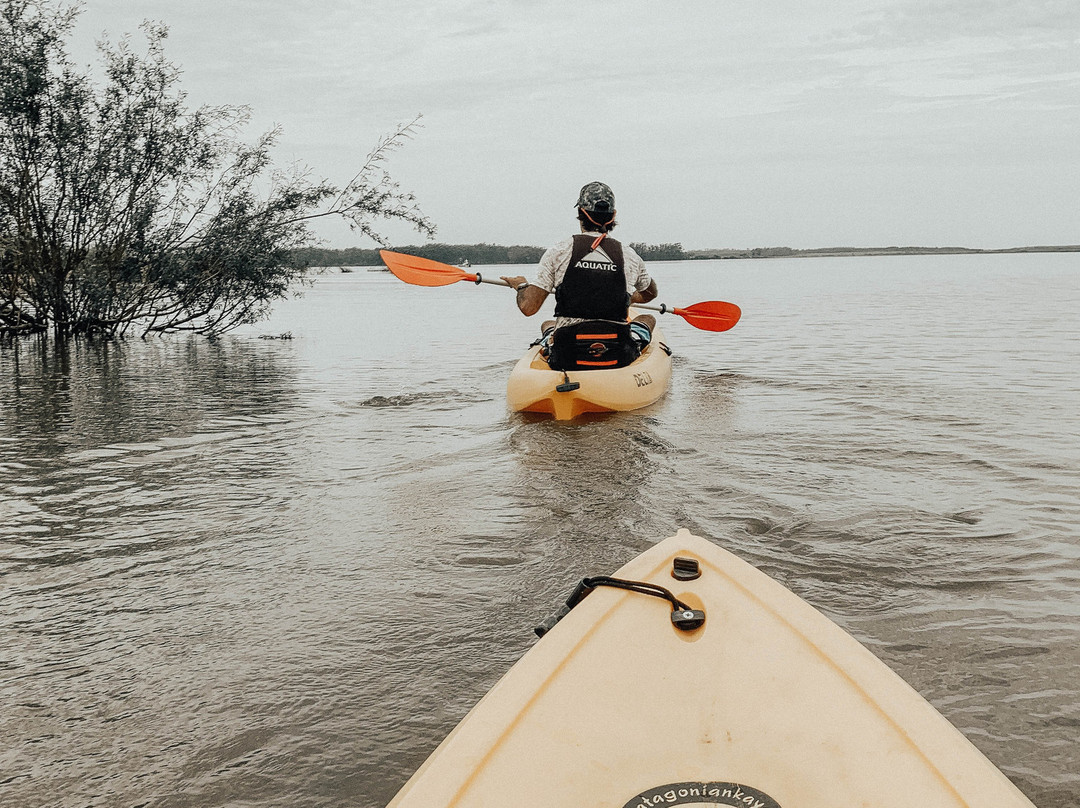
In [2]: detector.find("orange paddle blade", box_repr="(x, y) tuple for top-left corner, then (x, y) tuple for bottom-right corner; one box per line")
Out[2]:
(672, 301), (741, 332)
(380, 250), (476, 287)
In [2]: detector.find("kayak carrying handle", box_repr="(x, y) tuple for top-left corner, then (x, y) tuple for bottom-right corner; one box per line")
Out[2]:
(534, 575), (705, 638)
(556, 371), (580, 393)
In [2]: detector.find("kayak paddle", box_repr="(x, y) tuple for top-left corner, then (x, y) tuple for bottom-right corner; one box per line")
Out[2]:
(379, 250), (507, 287)
(379, 250), (741, 332)
(631, 300), (740, 333)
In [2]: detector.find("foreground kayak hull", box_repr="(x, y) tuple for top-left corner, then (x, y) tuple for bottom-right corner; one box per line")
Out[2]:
(386, 529), (1037, 808)
(506, 321), (672, 420)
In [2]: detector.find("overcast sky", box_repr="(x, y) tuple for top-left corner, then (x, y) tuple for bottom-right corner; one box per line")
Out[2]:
(68, 0), (1080, 250)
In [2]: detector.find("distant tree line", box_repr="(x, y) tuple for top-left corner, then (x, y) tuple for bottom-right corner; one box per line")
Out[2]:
(628, 242), (686, 261)
(684, 245), (1080, 259)
(298, 241), (1080, 269)
(298, 242), (695, 267)
(292, 247), (383, 267)
(686, 247), (799, 259)
(295, 242), (544, 267)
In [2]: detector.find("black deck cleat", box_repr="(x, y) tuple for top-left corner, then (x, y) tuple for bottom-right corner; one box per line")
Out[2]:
(672, 557), (701, 581)
(671, 608), (706, 631)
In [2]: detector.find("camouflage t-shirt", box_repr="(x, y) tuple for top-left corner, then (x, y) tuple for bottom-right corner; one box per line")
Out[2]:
(532, 233), (652, 329)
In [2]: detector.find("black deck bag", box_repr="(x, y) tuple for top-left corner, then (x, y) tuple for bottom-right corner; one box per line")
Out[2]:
(548, 321), (640, 371)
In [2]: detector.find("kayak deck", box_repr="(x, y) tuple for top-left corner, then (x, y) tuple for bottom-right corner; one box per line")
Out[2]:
(386, 530), (1037, 808)
(506, 320), (672, 420)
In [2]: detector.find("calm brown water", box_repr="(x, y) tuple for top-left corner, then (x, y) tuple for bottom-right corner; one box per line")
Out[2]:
(1, 254), (1078, 807)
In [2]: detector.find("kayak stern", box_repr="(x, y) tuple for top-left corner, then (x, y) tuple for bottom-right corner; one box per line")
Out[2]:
(506, 323), (672, 420)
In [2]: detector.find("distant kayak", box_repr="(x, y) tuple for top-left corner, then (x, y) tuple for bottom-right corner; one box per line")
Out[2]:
(375, 251), (739, 421)
(506, 318), (672, 420)
(386, 529), (1038, 808)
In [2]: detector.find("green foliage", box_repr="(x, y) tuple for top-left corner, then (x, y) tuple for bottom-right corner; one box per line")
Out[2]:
(628, 242), (686, 261)
(292, 247), (385, 267)
(295, 243), (545, 267)
(298, 242), (699, 268)
(685, 247), (797, 259)
(390, 243), (545, 266)
(0, 0), (433, 337)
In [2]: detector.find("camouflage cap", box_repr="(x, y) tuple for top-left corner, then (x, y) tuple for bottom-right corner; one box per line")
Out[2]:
(575, 181), (615, 212)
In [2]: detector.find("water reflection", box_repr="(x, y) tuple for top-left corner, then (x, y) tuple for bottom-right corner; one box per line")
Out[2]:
(1, 335), (300, 450)
(0, 335), (303, 571)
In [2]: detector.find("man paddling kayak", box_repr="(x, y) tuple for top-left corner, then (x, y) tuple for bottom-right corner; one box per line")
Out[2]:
(500, 182), (658, 365)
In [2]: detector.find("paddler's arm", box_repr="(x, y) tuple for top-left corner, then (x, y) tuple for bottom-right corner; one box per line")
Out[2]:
(631, 279), (658, 304)
(500, 275), (548, 316)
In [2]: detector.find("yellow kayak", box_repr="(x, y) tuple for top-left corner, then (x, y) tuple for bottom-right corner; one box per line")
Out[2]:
(506, 320), (672, 420)
(375, 252), (740, 421)
(386, 529), (1037, 808)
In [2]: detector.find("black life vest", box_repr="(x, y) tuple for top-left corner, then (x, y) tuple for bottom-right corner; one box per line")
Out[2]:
(553, 235), (629, 322)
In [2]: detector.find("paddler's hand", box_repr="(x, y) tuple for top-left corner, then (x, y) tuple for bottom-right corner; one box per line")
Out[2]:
(501, 276), (549, 316)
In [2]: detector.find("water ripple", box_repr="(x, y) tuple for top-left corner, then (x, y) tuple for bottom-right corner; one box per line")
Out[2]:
(0, 258), (1077, 807)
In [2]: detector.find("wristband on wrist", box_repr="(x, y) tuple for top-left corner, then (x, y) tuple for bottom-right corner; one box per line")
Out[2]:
(516, 282), (529, 291)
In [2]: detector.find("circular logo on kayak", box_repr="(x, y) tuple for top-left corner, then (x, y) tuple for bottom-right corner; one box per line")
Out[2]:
(587, 341), (608, 357)
(623, 782), (781, 808)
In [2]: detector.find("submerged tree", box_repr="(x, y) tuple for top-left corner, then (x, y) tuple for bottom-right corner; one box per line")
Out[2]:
(0, 0), (434, 338)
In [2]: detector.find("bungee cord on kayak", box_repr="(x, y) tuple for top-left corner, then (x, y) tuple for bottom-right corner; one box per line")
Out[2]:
(534, 573), (707, 638)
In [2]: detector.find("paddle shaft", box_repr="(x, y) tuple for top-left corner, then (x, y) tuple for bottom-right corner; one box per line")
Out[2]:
(379, 251), (739, 331)
(462, 271), (513, 287)
(467, 270), (662, 307)
(454, 270), (730, 327)
(633, 301), (681, 316)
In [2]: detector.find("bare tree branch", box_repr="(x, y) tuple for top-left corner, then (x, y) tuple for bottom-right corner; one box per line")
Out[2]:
(1, 0), (434, 338)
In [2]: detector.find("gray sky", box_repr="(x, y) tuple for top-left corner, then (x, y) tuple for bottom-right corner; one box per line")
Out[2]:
(70, 0), (1080, 250)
